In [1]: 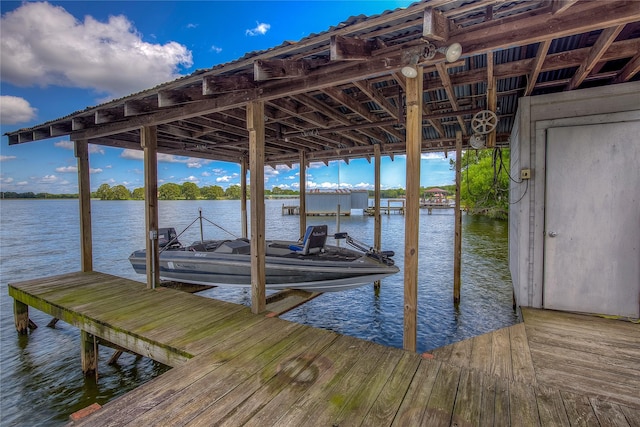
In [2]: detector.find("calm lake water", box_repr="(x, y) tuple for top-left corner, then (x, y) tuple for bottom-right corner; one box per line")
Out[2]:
(0, 199), (519, 426)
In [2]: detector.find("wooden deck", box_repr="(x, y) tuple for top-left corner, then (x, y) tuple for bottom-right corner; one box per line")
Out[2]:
(8, 271), (640, 426)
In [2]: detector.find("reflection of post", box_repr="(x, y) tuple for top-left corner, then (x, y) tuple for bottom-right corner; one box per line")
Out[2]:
(454, 131), (463, 304)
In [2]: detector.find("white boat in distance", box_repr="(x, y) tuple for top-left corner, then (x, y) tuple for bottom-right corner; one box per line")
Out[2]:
(129, 223), (399, 293)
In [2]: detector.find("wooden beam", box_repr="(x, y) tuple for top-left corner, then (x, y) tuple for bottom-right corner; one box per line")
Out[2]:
(423, 8), (449, 42)
(241, 156), (248, 239)
(330, 35), (380, 61)
(566, 25), (625, 91)
(525, 40), (552, 96)
(403, 67), (423, 353)
(486, 51), (497, 148)
(373, 143), (382, 291)
(141, 126), (160, 289)
(247, 101), (266, 314)
(453, 1), (639, 56)
(453, 131), (463, 305)
(613, 52), (640, 83)
(254, 59), (306, 81)
(299, 151), (307, 238)
(436, 62), (467, 135)
(552, 0), (580, 15)
(74, 140), (93, 272)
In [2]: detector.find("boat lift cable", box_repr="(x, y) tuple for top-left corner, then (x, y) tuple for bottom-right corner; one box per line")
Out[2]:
(159, 213), (239, 253)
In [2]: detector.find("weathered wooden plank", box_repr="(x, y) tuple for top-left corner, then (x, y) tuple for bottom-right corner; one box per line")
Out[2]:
(248, 336), (373, 426)
(479, 375), (497, 426)
(75, 316), (279, 425)
(451, 368), (483, 427)
(391, 359), (441, 426)
(535, 384), (571, 427)
(469, 330), (493, 375)
(509, 323), (537, 384)
(361, 351), (422, 426)
(241, 334), (371, 427)
(326, 345), (406, 426)
(526, 324), (640, 361)
(590, 397), (633, 427)
(200, 329), (340, 426)
(560, 390), (599, 427)
(274, 340), (387, 426)
(490, 327), (513, 380)
(523, 308), (640, 336)
(493, 375), (511, 426)
(509, 378), (541, 426)
(429, 341), (453, 362)
(421, 362), (461, 425)
(619, 405), (640, 427)
(447, 336), (473, 369)
(124, 321), (308, 426)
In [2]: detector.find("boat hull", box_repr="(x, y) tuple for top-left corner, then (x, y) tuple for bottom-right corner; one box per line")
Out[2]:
(129, 243), (398, 292)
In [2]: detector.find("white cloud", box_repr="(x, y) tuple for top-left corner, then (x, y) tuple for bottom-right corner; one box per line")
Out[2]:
(55, 166), (77, 173)
(1, 155), (17, 162)
(183, 175), (199, 183)
(216, 175), (233, 183)
(120, 149), (210, 167)
(40, 175), (58, 183)
(0, 95), (37, 124)
(246, 22), (270, 36)
(210, 45), (222, 53)
(201, 171), (211, 177)
(1, 177), (14, 184)
(421, 152), (446, 160)
(17, 181), (28, 186)
(0, 2), (193, 98)
(53, 140), (105, 154)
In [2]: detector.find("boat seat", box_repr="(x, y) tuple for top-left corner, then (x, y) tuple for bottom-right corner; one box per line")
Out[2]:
(289, 225), (328, 255)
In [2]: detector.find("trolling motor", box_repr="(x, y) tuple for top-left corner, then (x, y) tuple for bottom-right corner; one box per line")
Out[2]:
(333, 232), (396, 266)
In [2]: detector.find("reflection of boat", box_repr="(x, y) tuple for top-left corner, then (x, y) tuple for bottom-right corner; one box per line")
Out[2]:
(129, 224), (399, 293)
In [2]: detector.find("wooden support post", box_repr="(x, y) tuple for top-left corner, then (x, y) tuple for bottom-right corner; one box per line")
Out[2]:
(247, 101), (266, 314)
(107, 350), (123, 366)
(141, 126), (160, 289)
(299, 151), (307, 238)
(241, 156), (248, 239)
(80, 330), (98, 378)
(74, 140), (93, 272)
(374, 144), (382, 291)
(486, 52), (497, 149)
(454, 131), (463, 305)
(403, 67), (423, 352)
(14, 300), (29, 334)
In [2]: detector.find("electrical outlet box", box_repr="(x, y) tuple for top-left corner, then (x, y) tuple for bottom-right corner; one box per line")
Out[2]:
(520, 168), (531, 180)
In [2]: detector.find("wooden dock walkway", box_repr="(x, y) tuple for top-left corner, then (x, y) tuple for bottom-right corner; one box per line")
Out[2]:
(8, 271), (640, 426)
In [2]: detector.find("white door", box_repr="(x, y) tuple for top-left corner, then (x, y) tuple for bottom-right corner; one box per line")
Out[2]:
(544, 121), (640, 317)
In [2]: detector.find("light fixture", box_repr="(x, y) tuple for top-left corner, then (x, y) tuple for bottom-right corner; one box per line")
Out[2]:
(423, 41), (463, 63)
(439, 42), (462, 63)
(401, 54), (420, 79)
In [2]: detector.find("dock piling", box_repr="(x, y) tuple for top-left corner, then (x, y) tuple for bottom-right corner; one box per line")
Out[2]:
(81, 330), (99, 379)
(13, 299), (29, 334)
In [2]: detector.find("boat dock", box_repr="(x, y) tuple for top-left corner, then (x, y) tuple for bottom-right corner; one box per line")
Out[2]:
(9, 271), (640, 425)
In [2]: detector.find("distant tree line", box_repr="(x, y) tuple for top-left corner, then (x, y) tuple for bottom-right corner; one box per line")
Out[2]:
(1, 192), (78, 199)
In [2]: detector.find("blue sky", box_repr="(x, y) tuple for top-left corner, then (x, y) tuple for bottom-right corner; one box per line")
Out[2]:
(0, 1), (455, 194)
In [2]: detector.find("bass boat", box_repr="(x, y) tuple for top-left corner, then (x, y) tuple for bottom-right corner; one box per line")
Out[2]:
(129, 221), (398, 293)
